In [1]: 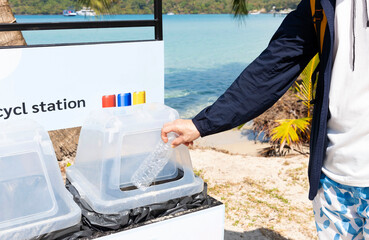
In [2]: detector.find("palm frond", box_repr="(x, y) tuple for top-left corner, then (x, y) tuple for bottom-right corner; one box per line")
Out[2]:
(271, 117), (311, 151)
(295, 54), (319, 116)
(262, 54), (318, 155)
(232, 0), (248, 18)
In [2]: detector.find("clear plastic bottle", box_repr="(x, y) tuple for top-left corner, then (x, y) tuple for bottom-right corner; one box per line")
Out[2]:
(131, 132), (177, 190)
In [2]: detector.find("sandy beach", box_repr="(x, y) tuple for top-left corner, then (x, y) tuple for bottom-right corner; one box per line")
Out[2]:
(59, 128), (317, 240)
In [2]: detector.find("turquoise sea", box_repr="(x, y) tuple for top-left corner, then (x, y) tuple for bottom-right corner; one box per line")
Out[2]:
(16, 14), (285, 118)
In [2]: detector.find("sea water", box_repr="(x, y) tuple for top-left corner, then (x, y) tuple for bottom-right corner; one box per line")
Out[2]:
(16, 14), (284, 118)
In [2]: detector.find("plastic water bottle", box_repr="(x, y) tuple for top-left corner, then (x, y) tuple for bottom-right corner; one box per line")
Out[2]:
(131, 132), (177, 190)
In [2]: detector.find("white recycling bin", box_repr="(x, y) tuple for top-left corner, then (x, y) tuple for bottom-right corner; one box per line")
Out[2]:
(67, 103), (204, 214)
(0, 120), (81, 240)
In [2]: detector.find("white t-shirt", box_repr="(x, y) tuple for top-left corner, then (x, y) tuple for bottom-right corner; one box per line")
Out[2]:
(323, 0), (369, 186)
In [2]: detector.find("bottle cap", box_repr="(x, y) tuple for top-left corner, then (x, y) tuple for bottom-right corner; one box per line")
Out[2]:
(117, 93), (132, 107)
(102, 95), (116, 108)
(133, 91), (146, 105)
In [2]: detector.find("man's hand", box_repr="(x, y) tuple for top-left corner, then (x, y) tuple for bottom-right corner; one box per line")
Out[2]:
(161, 119), (200, 147)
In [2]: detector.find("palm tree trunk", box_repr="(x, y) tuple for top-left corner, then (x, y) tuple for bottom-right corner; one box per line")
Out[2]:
(0, 0), (26, 46)
(0, 0), (80, 162)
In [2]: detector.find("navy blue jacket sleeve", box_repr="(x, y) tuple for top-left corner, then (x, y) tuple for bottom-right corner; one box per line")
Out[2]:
(192, 0), (319, 137)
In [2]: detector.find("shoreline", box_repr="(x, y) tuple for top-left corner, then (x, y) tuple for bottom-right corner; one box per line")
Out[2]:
(192, 128), (269, 157)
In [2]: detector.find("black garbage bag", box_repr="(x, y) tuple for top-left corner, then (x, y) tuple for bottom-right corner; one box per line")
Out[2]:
(66, 180), (212, 231)
(32, 180), (218, 240)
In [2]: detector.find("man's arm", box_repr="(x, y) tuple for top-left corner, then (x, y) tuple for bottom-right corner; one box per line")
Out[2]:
(192, 0), (319, 137)
(162, 0), (319, 146)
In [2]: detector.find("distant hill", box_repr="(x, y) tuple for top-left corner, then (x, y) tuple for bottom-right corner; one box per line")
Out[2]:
(9, 0), (301, 15)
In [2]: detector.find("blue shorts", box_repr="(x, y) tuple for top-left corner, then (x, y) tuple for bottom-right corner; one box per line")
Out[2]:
(313, 173), (369, 240)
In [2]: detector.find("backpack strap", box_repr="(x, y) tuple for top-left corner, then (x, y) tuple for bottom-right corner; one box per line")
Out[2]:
(310, 0), (327, 54)
(308, 0), (327, 105)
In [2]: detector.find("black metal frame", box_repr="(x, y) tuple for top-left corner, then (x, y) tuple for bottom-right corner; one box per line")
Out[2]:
(0, 0), (163, 44)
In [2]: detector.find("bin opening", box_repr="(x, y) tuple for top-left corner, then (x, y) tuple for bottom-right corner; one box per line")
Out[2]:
(120, 168), (184, 191)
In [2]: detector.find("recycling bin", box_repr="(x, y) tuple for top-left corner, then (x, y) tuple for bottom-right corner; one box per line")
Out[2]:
(0, 120), (81, 240)
(67, 103), (204, 214)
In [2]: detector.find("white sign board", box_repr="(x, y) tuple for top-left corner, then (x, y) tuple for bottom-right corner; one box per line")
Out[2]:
(0, 41), (164, 130)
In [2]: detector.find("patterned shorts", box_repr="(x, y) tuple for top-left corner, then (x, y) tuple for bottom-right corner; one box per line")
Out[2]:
(313, 173), (369, 240)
